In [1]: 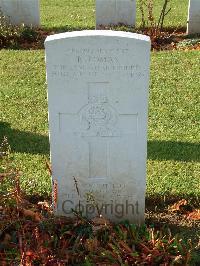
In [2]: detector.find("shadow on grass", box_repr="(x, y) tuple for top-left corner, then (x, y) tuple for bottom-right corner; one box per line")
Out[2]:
(0, 122), (49, 155)
(43, 25), (95, 33)
(146, 193), (199, 209)
(40, 25), (186, 34)
(148, 140), (200, 162)
(0, 122), (199, 162)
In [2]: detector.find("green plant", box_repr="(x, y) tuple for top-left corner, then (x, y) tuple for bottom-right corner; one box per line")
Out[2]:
(139, 0), (171, 30)
(139, 0), (171, 38)
(177, 38), (200, 48)
(0, 10), (20, 48)
(0, 9), (37, 48)
(19, 26), (37, 41)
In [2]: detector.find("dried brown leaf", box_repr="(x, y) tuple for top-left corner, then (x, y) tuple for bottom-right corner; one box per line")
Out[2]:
(2, 233), (11, 245)
(92, 216), (110, 226)
(84, 238), (99, 252)
(21, 208), (42, 222)
(187, 209), (200, 220)
(46, 161), (52, 175)
(37, 201), (52, 212)
(119, 240), (133, 253)
(169, 199), (187, 212)
(139, 243), (152, 254)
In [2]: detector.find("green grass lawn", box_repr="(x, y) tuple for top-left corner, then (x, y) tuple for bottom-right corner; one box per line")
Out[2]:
(0, 49), (199, 198)
(40, 0), (188, 30)
(0, 0), (199, 202)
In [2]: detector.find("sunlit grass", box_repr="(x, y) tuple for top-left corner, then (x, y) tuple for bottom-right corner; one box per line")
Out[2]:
(0, 49), (199, 197)
(40, 0), (188, 30)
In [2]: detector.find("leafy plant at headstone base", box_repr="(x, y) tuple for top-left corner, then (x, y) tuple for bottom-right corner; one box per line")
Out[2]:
(139, 0), (172, 48)
(0, 9), (37, 48)
(177, 38), (200, 50)
(0, 10), (19, 48)
(0, 138), (199, 265)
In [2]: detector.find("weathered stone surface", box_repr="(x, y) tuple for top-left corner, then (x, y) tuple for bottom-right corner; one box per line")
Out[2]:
(96, 0), (136, 28)
(187, 0), (200, 34)
(45, 30), (151, 223)
(0, 0), (40, 26)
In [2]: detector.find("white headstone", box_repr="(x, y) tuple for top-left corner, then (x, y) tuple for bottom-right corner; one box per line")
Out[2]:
(45, 30), (151, 223)
(96, 0), (136, 28)
(0, 0), (40, 27)
(187, 0), (200, 34)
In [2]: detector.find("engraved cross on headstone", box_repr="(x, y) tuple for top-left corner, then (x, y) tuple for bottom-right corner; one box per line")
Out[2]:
(59, 82), (138, 179)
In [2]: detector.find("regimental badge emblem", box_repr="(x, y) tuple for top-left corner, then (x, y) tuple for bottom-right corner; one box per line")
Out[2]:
(80, 83), (120, 137)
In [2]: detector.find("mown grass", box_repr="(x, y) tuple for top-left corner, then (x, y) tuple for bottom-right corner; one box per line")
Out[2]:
(40, 0), (188, 30)
(0, 49), (199, 198)
(0, 50), (50, 195)
(148, 51), (200, 198)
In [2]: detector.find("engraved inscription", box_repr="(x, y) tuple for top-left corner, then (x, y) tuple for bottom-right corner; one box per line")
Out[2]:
(63, 183), (135, 202)
(50, 48), (145, 80)
(51, 63), (144, 79)
(65, 48), (129, 55)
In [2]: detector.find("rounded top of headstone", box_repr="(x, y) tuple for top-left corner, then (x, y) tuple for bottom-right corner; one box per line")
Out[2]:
(45, 30), (150, 45)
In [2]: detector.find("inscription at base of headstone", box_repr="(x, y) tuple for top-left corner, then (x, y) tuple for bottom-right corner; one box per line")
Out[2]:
(0, 0), (40, 27)
(45, 30), (151, 223)
(187, 0), (200, 34)
(96, 0), (136, 28)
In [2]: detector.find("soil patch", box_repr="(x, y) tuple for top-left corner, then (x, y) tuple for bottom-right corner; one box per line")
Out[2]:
(2, 27), (200, 51)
